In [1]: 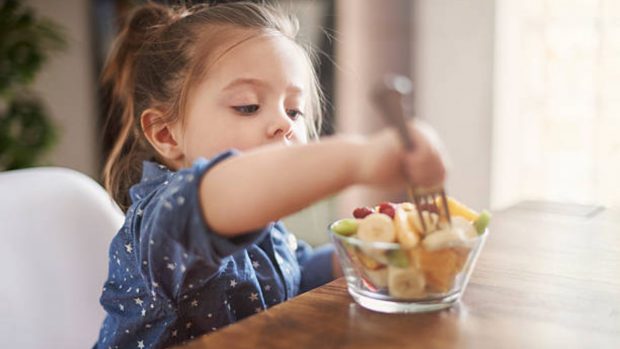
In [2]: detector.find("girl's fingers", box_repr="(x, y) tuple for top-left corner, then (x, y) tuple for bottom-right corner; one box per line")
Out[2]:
(408, 120), (451, 173)
(403, 143), (446, 188)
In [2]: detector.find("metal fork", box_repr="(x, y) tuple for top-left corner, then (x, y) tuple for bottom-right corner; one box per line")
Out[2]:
(372, 74), (451, 232)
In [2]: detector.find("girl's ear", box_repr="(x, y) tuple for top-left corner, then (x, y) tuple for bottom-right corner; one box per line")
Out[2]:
(141, 109), (184, 162)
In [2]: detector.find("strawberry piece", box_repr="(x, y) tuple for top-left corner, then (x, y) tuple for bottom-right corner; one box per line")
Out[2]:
(378, 202), (396, 219)
(353, 206), (374, 219)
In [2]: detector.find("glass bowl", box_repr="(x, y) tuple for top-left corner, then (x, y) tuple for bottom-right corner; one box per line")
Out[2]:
(329, 223), (488, 313)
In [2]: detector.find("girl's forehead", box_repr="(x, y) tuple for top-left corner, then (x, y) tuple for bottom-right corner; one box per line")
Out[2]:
(200, 30), (310, 91)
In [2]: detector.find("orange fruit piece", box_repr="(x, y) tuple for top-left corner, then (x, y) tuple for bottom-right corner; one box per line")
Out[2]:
(452, 247), (471, 271)
(411, 247), (465, 293)
(437, 196), (480, 222)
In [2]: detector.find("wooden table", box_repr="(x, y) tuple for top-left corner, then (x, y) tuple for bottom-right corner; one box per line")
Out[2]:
(180, 203), (620, 348)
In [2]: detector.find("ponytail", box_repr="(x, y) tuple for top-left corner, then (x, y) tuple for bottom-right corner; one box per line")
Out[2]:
(102, 3), (174, 212)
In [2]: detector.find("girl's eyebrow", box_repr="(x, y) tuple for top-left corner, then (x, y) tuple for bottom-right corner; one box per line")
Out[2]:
(222, 78), (304, 95)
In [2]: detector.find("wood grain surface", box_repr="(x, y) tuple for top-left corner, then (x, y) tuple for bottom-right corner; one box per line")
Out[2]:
(178, 204), (620, 349)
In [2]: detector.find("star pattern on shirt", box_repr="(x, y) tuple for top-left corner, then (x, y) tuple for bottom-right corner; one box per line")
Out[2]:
(96, 157), (331, 349)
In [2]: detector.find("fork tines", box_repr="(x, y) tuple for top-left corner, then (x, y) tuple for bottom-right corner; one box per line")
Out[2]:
(408, 186), (452, 234)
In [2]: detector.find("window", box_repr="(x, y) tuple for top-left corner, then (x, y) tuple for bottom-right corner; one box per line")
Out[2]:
(493, 0), (620, 209)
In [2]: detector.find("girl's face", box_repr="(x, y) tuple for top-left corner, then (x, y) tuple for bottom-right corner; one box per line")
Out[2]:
(176, 33), (310, 166)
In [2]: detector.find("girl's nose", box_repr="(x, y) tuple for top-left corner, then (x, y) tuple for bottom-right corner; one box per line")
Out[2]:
(266, 110), (294, 140)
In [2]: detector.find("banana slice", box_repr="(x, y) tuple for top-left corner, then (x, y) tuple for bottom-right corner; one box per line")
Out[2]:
(421, 228), (468, 251)
(400, 202), (416, 212)
(357, 213), (396, 243)
(407, 210), (440, 235)
(437, 220), (451, 230)
(394, 207), (419, 248)
(388, 266), (426, 299)
(451, 216), (477, 239)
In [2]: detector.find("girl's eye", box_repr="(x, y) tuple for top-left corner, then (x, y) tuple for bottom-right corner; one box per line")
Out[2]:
(286, 109), (304, 121)
(233, 104), (260, 115)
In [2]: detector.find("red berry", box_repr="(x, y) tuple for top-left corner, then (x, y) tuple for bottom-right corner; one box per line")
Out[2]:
(378, 202), (396, 219)
(353, 207), (374, 219)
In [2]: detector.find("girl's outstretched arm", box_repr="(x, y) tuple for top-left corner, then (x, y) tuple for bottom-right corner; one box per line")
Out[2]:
(201, 126), (444, 236)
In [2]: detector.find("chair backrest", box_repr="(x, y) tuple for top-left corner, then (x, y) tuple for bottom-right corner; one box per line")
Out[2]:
(0, 167), (123, 348)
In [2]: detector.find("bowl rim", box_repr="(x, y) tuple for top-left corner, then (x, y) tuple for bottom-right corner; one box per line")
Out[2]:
(328, 221), (489, 250)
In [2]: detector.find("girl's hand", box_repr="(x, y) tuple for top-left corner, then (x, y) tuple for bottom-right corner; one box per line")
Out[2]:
(357, 121), (447, 189)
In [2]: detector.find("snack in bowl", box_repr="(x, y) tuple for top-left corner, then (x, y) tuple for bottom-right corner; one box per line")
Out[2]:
(329, 197), (490, 313)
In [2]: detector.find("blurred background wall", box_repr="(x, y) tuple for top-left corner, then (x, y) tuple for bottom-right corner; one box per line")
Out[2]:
(26, 0), (99, 178)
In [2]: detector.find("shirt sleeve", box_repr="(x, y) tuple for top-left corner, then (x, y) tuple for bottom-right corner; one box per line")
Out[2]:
(136, 150), (271, 301)
(296, 240), (336, 293)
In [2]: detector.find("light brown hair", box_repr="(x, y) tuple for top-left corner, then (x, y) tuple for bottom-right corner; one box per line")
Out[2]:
(101, 1), (323, 211)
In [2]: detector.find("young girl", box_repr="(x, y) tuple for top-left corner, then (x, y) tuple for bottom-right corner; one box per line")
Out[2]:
(95, 1), (446, 348)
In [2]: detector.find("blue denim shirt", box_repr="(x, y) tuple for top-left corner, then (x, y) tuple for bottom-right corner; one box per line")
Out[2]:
(94, 150), (334, 349)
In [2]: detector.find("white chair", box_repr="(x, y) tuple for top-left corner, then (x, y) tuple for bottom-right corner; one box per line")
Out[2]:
(0, 167), (123, 348)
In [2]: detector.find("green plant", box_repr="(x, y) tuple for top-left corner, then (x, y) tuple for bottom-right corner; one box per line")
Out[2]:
(0, 0), (66, 171)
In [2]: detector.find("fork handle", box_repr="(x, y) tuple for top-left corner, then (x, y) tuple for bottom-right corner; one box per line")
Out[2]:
(372, 76), (416, 151)
(386, 98), (415, 151)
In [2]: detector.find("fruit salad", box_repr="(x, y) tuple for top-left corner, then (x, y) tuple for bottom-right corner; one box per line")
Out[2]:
(330, 197), (491, 299)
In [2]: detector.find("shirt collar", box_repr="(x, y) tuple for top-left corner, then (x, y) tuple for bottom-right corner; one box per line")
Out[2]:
(129, 160), (174, 203)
